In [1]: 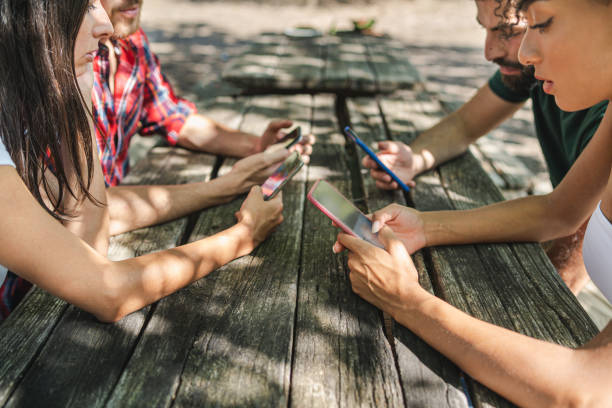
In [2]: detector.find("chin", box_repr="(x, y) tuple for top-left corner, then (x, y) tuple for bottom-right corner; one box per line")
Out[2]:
(111, 19), (140, 39)
(555, 94), (602, 112)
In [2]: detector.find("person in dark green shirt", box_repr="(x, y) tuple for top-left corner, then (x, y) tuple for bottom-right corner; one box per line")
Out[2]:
(361, 0), (607, 294)
(488, 70), (607, 188)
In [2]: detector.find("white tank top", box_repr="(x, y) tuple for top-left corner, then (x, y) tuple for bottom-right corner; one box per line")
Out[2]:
(0, 138), (15, 286)
(583, 201), (612, 304)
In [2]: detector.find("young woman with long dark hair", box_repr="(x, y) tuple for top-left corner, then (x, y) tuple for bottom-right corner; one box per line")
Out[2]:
(0, 0), (284, 322)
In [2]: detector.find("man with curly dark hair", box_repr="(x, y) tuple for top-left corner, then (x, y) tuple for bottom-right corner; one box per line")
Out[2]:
(362, 0), (608, 295)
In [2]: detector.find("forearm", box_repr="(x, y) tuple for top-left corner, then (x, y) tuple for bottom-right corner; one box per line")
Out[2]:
(409, 111), (473, 174)
(410, 85), (522, 175)
(421, 194), (571, 247)
(178, 113), (258, 157)
(391, 291), (592, 408)
(106, 173), (247, 235)
(108, 222), (254, 321)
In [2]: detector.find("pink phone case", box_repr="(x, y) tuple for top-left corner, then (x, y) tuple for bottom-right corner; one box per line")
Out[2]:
(306, 179), (367, 240)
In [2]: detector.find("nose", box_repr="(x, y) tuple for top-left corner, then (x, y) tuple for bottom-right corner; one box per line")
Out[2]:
(92, 1), (114, 42)
(518, 30), (541, 66)
(483, 30), (506, 62)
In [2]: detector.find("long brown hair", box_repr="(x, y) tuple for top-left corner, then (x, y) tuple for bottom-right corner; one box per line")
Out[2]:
(0, 0), (97, 219)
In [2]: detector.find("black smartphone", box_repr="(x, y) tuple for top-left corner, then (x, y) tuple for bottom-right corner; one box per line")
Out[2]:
(262, 151), (305, 200)
(278, 127), (302, 149)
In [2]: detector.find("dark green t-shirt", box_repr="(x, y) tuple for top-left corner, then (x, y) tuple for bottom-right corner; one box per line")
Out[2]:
(488, 70), (608, 187)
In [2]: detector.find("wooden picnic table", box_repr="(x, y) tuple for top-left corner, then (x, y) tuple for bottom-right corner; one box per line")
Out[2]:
(0, 32), (599, 407)
(222, 33), (422, 95)
(0, 91), (598, 408)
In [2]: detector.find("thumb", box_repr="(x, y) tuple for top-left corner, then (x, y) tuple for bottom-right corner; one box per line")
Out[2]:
(378, 226), (411, 263)
(371, 207), (396, 233)
(270, 119), (293, 132)
(262, 148), (291, 167)
(377, 140), (399, 153)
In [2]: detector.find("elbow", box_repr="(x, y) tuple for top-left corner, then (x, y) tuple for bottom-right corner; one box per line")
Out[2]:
(91, 290), (127, 323)
(555, 391), (608, 408)
(532, 194), (585, 242)
(88, 266), (132, 323)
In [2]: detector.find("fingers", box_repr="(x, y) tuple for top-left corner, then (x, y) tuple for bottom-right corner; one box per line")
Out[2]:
(262, 147), (291, 167)
(377, 140), (400, 153)
(371, 206), (398, 233)
(268, 119), (293, 133)
(300, 133), (316, 146)
(337, 231), (371, 253)
(378, 226), (411, 264)
(371, 169), (392, 184)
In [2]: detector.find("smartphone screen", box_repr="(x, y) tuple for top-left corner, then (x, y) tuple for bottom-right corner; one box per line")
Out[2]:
(307, 180), (383, 248)
(262, 152), (304, 200)
(279, 127), (302, 149)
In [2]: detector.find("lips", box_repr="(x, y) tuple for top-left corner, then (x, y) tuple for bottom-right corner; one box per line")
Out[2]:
(120, 5), (139, 18)
(499, 65), (522, 76)
(535, 75), (554, 94)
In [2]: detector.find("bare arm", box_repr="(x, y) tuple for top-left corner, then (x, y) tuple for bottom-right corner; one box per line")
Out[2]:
(0, 166), (283, 323)
(372, 106), (612, 251)
(410, 83), (524, 174)
(339, 229), (612, 408)
(106, 147), (291, 236)
(365, 84), (524, 189)
(178, 114), (306, 158)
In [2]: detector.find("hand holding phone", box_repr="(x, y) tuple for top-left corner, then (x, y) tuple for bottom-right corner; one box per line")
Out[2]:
(307, 179), (383, 248)
(261, 151), (304, 200)
(278, 127), (302, 149)
(344, 126), (411, 192)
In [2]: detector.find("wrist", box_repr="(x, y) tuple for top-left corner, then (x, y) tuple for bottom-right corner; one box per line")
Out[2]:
(411, 149), (435, 175)
(388, 286), (435, 322)
(231, 222), (257, 257)
(420, 211), (440, 248)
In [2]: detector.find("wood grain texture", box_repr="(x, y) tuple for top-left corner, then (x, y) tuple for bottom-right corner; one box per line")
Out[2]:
(348, 97), (469, 407)
(223, 34), (420, 95)
(143, 95), (311, 407)
(1, 145), (218, 407)
(289, 95), (403, 408)
(378, 92), (598, 408)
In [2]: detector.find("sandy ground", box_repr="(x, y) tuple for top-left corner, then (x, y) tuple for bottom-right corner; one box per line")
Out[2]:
(138, 0), (611, 328)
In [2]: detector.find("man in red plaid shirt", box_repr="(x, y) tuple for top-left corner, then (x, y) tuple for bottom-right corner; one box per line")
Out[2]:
(92, 0), (314, 236)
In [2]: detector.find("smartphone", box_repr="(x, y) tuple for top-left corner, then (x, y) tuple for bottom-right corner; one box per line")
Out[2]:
(343, 126), (411, 192)
(278, 127), (302, 149)
(262, 151), (305, 201)
(307, 179), (383, 248)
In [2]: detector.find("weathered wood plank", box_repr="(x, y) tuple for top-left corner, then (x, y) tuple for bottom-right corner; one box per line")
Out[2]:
(348, 97), (469, 407)
(363, 37), (422, 93)
(0, 289), (67, 406)
(101, 100), (250, 408)
(150, 95), (310, 407)
(274, 37), (325, 89)
(379, 92), (598, 407)
(322, 35), (377, 94)
(224, 34), (422, 96)
(2, 145), (219, 407)
(289, 95), (403, 407)
(222, 34), (285, 89)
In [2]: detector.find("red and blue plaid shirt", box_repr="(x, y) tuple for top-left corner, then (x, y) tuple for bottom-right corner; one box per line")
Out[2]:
(93, 29), (196, 186)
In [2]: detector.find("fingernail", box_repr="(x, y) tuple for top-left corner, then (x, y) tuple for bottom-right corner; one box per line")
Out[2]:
(372, 221), (382, 233)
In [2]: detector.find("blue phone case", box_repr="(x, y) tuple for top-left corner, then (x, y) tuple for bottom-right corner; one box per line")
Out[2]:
(344, 126), (411, 192)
